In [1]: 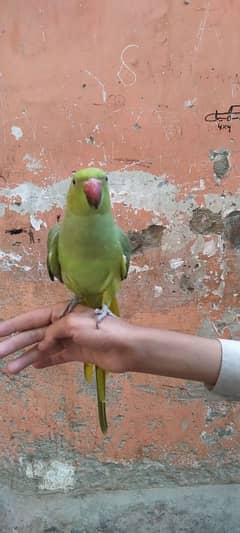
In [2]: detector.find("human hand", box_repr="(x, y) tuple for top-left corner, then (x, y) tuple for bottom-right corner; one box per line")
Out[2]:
(0, 304), (136, 374)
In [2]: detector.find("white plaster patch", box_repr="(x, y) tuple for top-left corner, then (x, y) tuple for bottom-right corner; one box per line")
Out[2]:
(21, 265), (32, 272)
(0, 170), (192, 224)
(30, 214), (46, 231)
(110, 171), (178, 215)
(204, 192), (240, 214)
(190, 236), (205, 256)
(212, 279), (225, 298)
(0, 250), (31, 271)
(170, 258), (184, 270)
(0, 250), (21, 262)
(184, 98), (197, 109)
(25, 460), (75, 491)
(0, 179), (70, 218)
(40, 461), (75, 491)
(202, 239), (217, 257)
(192, 178), (205, 191)
(23, 153), (42, 173)
(129, 263), (153, 274)
(0, 251), (32, 272)
(153, 285), (163, 297)
(11, 126), (23, 141)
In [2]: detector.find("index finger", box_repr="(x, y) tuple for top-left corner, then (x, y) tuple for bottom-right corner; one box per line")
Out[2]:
(38, 314), (80, 351)
(0, 306), (54, 338)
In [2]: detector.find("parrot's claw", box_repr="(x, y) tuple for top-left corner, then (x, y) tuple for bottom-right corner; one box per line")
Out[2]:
(60, 296), (82, 318)
(95, 304), (116, 329)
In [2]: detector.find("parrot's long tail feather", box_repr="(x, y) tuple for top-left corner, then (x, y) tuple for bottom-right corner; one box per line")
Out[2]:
(84, 363), (93, 383)
(96, 366), (108, 434)
(95, 296), (120, 434)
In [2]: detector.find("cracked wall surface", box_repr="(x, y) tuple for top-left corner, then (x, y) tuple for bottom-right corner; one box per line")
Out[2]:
(0, 0), (240, 528)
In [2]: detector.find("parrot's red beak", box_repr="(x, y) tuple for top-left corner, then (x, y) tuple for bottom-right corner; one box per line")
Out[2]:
(83, 178), (102, 208)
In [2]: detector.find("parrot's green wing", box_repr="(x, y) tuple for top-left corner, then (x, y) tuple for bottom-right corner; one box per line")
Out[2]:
(117, 226), (131, 280)
(47, 223), (62, 282)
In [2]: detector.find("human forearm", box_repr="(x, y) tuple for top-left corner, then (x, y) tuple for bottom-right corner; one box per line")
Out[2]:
(127, 326), (222, 386)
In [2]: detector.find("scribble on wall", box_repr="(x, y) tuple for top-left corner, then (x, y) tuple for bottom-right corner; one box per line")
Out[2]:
(205, 105), (240, 133)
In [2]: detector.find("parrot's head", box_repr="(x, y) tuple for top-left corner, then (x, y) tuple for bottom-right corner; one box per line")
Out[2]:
(67, 167), (111, 215)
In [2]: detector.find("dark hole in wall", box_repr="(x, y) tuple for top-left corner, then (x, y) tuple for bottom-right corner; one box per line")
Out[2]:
(180, 274), (195, 292)
(5, 228), (24, 235)
(224, 210), (240, 249)
(128, 224), (165, 254)
(189, 208), (223, 235)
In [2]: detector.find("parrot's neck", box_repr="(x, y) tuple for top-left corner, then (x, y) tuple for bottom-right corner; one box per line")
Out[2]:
(61, 208), (116, 252)
(64, 207), (114, 227)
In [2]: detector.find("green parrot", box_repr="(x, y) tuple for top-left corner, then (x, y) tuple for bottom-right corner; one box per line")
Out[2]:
(47, 168), (131, 434)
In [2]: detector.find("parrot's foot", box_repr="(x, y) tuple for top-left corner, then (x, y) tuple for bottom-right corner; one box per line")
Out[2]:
(95, 304), (116, 329)
(60, 296), (82, 318)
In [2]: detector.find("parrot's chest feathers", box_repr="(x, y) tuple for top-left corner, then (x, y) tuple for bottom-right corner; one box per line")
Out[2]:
(58, 214), (122, 296)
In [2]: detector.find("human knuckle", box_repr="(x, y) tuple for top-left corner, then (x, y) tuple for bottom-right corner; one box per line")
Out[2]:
(65, 314), (76, 332)
(32, 328), (43, 342)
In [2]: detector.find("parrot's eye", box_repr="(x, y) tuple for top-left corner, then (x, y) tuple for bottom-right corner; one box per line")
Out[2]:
(72, 178), (76, 185)
(105, 176), (108, 182)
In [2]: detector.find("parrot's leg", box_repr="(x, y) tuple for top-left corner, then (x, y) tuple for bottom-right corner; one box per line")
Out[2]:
(95, 304), (117, 329)
(60, 296), (82, 318)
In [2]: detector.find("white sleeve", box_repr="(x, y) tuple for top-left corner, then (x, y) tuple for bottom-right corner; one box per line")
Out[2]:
(209, 339), (240, 400)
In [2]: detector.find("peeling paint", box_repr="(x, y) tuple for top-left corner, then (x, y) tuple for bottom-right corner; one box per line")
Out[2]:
(1, 171), (240, 265)
(30, 214), (46, 231)
(129, 263), (153, 274)
(170, 258), (184, 270)
(0, 250), (31, 271)
(1, 171), (178, 223)
(153, 285), (163, 297)
(184, 98), (197, 109)
(201, 425), (234, 446)
(212, 278), (225, 298)
(202, 238), (218, 257)
(11, 126), (23, 141)
(0, 179), (69, 217)
(192, 178), (205, 191)
(25, 460), (75, 491)
(23, 153), (42, 173)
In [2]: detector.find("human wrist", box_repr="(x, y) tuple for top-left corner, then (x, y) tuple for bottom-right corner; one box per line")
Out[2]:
(109, 321), (144, 373)
(122, 324), (152, 373)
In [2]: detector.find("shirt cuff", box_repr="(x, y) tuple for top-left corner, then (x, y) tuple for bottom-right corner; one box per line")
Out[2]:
(209, 339), (240, 400)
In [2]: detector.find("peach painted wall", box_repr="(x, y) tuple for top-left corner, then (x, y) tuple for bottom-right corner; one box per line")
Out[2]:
(0, 0), (240, 492)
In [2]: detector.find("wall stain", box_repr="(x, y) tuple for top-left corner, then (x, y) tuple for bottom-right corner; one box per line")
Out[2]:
(224, 210), (240, 248)
(128, 224), (165, 254)
(209, 149), (230, 185)
(189, 208), (223, 235)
